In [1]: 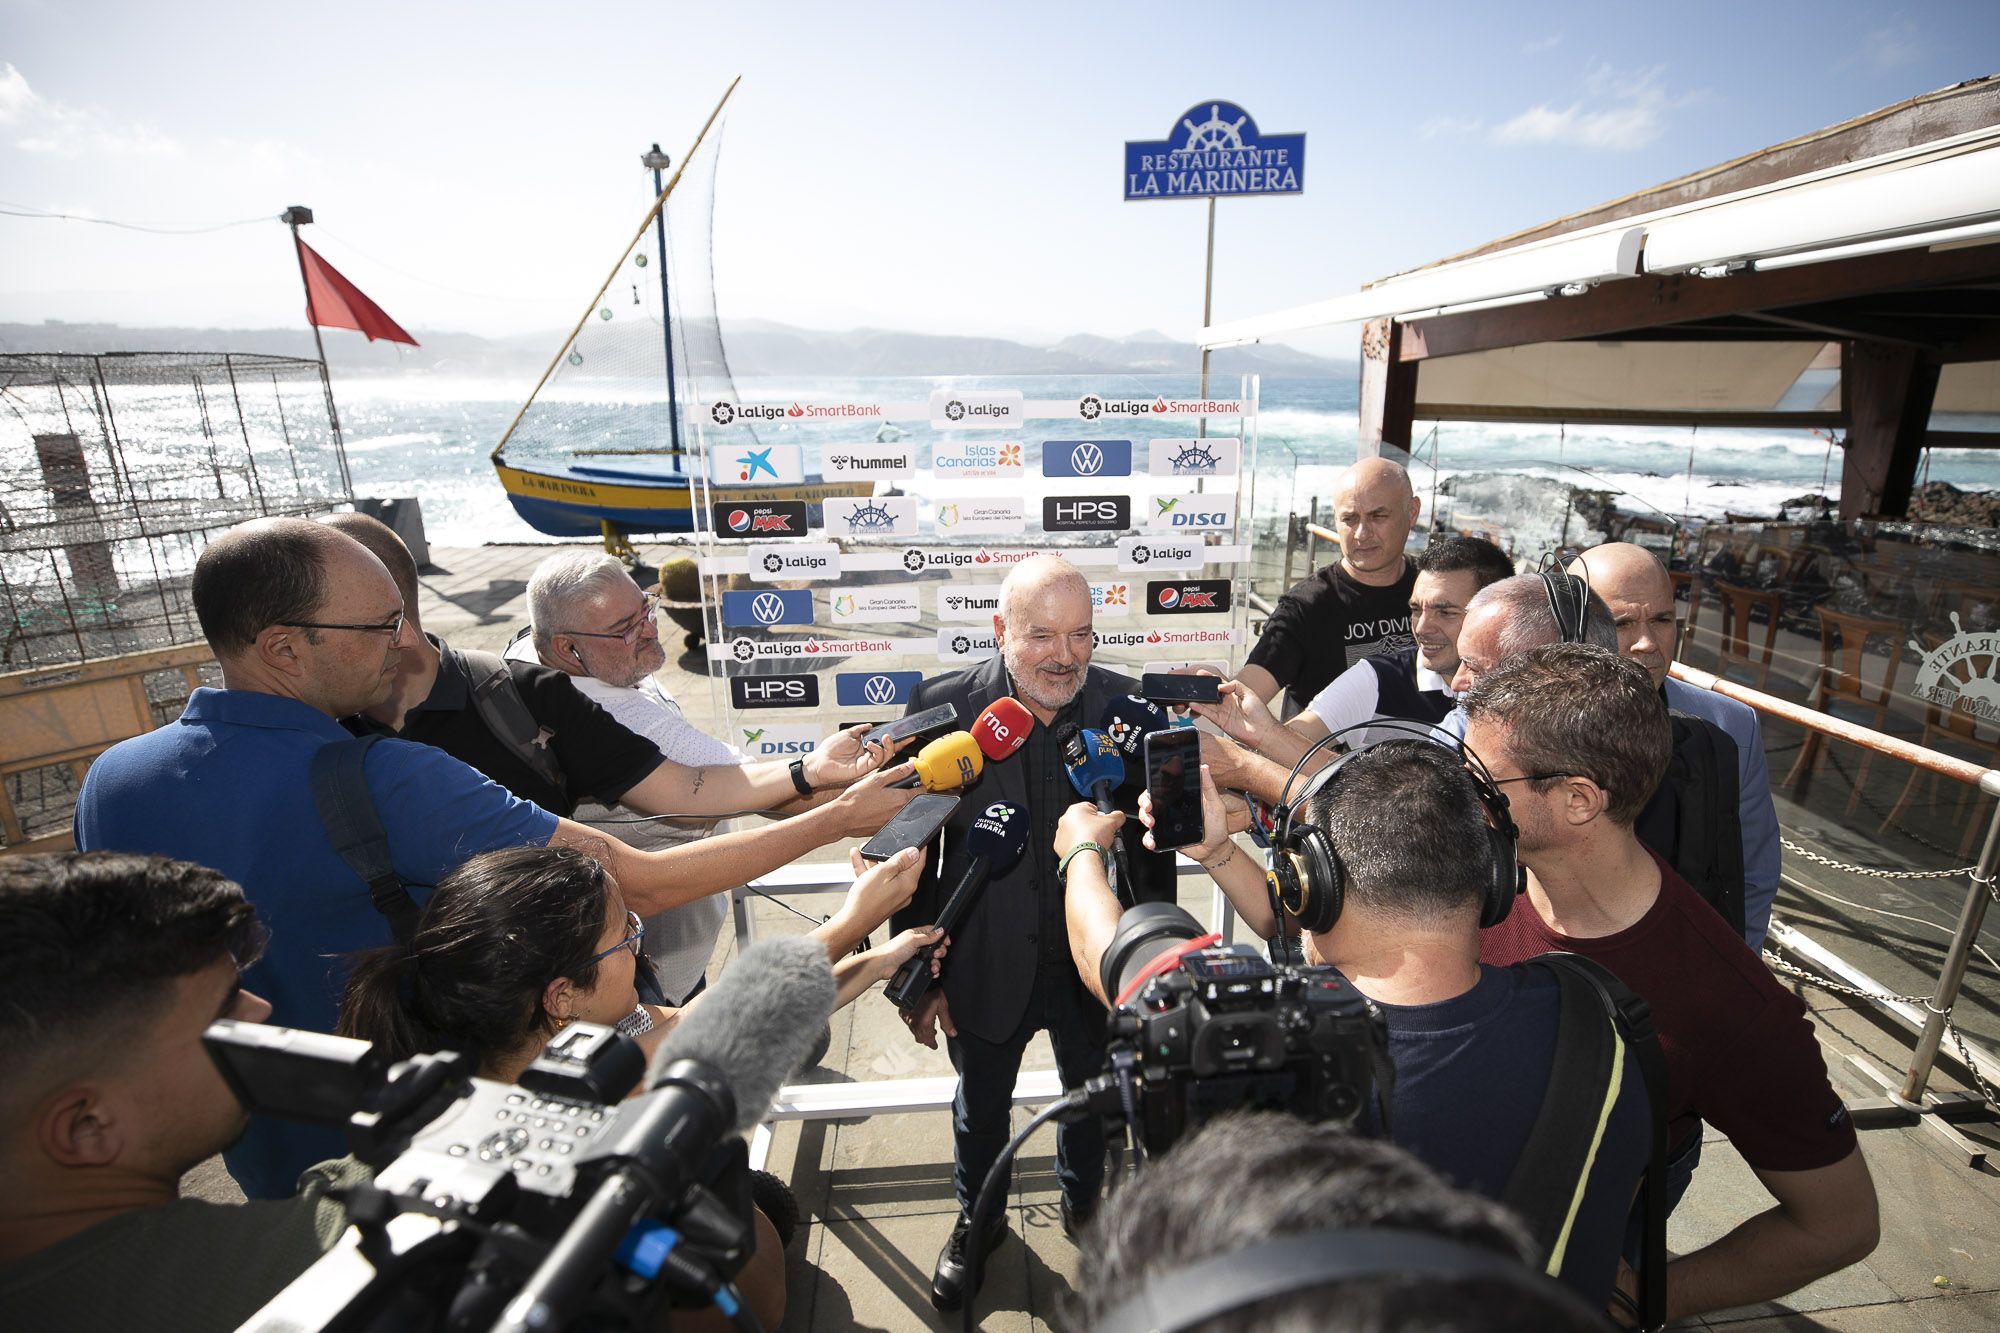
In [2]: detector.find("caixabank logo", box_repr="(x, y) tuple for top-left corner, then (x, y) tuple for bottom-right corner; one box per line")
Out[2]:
(750, 544), (841, 583)
(730, 674), (820, 710)
(1148, 579), (1233, 614)
(737, 724), (820, 757)
(709, 501), (807, 539)
(708, 401), (787, 426)
(1076, 394), (1156, 421)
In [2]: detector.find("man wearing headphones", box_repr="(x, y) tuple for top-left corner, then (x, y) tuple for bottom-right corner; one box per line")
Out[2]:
(1056, 736), (1652, 1309)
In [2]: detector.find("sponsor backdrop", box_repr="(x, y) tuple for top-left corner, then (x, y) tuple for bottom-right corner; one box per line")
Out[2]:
(689, 378), (1258, 761)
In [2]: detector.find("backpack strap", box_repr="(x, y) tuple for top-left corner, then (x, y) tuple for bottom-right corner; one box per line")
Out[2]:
(1518, 952), (1669, 1333)
(309, 734), (422, 944)
(456, 647), (567, 800)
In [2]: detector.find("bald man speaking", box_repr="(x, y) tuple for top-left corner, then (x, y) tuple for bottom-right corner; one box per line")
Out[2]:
(1241, 457), (1420, 713)
(1574, 542), (1782, 950)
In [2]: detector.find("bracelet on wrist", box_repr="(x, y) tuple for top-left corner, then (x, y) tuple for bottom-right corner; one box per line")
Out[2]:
(1201, 843), (1239, 872)
(1058, 841), (1107, 881)
(788, 757), (813, 796)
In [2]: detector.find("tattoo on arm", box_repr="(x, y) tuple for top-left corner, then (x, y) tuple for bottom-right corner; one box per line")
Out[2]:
(690, 768), (707, 795)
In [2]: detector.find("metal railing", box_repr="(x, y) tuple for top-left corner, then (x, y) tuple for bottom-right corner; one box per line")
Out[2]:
(1669, 660), (2000, 1163)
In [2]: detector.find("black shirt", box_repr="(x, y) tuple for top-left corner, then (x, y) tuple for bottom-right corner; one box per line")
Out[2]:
(1365, 645), (1454, 725)
(1246, 558), (1417, 713)
(347, 636), (663, 817)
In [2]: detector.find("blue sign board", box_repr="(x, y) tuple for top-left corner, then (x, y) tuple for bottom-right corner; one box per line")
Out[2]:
(1125, 101), (1305, 201)
(721, 588), (813, 628)
(1041, 439), (1133, 478)
(835, 671), (924, 708)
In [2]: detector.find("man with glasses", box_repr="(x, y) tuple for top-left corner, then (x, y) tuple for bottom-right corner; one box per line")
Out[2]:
(1466, 645), (1877, 1323)
(75, 518), (914, 1200)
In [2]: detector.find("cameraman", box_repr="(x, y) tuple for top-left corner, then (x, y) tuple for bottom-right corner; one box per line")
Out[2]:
(1055, 739), (1652, 1308)
(0, 852), (363, 1333)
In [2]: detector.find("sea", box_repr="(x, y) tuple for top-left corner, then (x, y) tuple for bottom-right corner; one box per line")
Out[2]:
(332, 374), (2000, 549)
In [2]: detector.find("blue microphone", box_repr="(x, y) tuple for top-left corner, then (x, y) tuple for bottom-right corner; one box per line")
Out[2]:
(1060, 724), (1125, 814)
(1100, 695), (1172, 762)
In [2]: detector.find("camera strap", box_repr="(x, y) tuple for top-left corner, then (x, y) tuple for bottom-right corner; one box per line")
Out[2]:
(1508, 953), (1667, 1332)
(310, 734), (424, 944)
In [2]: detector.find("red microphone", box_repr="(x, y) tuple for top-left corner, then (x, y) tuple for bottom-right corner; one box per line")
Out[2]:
(973, 697), (1035, 762)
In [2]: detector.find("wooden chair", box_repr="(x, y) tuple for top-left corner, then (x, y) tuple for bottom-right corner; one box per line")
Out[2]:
(1878, 631), (2000, 859)
(1712, 581), (1782, 691)
(1784, 605), (1908, 814)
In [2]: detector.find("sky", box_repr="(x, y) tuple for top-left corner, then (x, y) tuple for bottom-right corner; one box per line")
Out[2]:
(3, 1), (1997, 357)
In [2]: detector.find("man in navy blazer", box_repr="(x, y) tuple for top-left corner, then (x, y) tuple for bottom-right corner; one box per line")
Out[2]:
(891, 553), (1174, 1311)
(1577, 544), (1783, 949)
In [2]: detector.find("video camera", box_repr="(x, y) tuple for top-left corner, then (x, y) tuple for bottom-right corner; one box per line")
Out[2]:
(203, 936), (836, 1333)
(1092, 902), (1385, 1158)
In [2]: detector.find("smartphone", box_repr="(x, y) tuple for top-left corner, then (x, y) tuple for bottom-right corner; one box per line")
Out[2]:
(867, 703), (959, 750)
(1143, 727), (1205, 852)
(859, 792), (959, 862)
(1140, 672), (1222, 705)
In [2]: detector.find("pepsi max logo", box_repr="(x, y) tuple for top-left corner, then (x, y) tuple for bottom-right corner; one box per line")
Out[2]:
(1147, 580), (1232, 615)
(711, 501), (806, 540)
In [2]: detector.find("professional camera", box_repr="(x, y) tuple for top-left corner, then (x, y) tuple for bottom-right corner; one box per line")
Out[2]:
(203, 936), (834, 1333)
(1092, 902), (1385, 1158)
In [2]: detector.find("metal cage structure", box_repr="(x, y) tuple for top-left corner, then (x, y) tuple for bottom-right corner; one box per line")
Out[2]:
(0, 351), (353, 669)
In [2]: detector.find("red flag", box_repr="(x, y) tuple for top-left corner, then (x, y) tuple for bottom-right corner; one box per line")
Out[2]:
(295, 237), (418, 346)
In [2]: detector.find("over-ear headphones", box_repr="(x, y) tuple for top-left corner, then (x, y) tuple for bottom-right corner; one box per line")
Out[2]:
(1264, 720), (1523, 934)
(1538, 554), (1592, 645)
(1092, 1227), (1602, 1333)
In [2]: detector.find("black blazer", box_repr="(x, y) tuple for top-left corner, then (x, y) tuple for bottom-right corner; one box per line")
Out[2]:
(890, 653), (1176, 1042)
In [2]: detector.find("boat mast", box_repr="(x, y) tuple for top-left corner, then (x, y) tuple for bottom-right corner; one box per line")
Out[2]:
(641, 143), (685, 464)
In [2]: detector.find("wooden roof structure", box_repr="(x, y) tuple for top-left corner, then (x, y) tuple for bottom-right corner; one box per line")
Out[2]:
(1202, 77), (2000, 519)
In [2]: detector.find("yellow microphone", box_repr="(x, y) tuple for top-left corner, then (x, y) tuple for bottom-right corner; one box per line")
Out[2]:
(896, 731), (985, 792)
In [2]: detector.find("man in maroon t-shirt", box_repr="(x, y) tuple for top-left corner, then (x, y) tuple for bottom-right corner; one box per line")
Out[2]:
(1465, 644), (1877, 1325)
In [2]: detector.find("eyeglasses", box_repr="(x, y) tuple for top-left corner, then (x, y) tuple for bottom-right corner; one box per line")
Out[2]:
(562, 594), (660, 646)
(1489, 772), (1578, 786)
(284, 611), (406, 637)
(588, 910), (645, 964)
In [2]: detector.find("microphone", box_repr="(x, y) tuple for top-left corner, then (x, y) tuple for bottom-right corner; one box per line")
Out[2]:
(1060, 724), (1125, 814)
(893, 731), (985, 792)
(643, 934), (836, 1124)
(496, 938), (834, 1333)
(1099, 695), (1171, 762)
(972, 697), (1035, 763)
(886, 799), (1030, 1010)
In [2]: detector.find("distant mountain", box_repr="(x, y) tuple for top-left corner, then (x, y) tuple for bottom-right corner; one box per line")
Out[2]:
(0, 319), (1356, 380)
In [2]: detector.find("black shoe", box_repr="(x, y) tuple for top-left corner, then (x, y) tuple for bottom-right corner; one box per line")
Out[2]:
(1061, 1196), (1096, 1244)
(931, 1212), (1005, 1312)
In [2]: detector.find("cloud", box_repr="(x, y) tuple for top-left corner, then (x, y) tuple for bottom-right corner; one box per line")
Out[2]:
(1491, 64), (1698, 152)
(1858, 19), (1924, 71)
(1521, 32), (1563, 55)
(2, 63), (181, 157)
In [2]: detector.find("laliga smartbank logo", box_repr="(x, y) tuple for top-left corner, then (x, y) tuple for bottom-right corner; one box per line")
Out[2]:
(901, 547), (1036, 573)
(1094, 628), (1238, 649)
(728, 635), (897, 663)
(1076, 394), (1159, 421)
(709, 401), (787, 425)
(711, 400), (879, 424)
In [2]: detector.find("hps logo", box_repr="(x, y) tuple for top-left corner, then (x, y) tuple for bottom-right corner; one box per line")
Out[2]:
(1044, 495), (1131, 532)
(730, 674), (820, 710)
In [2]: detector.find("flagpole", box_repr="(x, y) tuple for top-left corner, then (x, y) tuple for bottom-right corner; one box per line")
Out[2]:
(282, 204), (352, 496)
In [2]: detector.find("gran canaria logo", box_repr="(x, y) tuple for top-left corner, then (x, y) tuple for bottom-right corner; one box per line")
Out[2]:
(1911, 613), (2000, 724)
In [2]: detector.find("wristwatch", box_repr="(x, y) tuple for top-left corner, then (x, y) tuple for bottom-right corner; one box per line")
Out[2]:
(788, 757), (813, 796)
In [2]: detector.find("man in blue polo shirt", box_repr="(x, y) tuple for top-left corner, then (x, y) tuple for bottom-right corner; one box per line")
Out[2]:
(73, 518), (913, 1198)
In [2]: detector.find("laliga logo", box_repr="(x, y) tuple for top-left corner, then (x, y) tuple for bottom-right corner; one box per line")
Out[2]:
(944, 399), (966, 422)
(863, 674), (900, 706)
(762, 553), (785, 574)
(727, 509), (752, 533)
(1129, 543), (1152, 564)
(752, 593), (787, 625)
(951, 634), (973, 655)
(1070, 443), (1104, 476)
(1078, 394), (1103, 421)
(902, 548), (927, 572)
(711, 401), (736, 425)
(731, 638), (756, 663)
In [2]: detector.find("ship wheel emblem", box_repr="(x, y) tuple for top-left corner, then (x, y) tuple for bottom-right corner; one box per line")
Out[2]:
(844, 500), (897, 533)
(1910, 613), (2000, 725)
(1181, 105), (1247, 152)
(1170, 442), (1219, 474)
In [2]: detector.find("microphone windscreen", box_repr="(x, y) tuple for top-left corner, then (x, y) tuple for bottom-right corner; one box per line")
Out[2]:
(644, 936), (834, 1131)
(910, 731), (984, 792)
(962, 798), (1030, 869)
(1063, 727), (1126, 798)
(973, 698), (1034, 762)
(1100, 695), (1171, 759)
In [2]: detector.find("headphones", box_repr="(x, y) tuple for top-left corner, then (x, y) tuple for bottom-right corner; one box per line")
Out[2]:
(1092, 1227), (1602, 1333)
(1538, 554), (1592, 646)
(1265, 720), (1523, 934)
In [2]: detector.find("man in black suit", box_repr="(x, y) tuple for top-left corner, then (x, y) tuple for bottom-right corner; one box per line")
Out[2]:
(892, 553), (1173, 1311)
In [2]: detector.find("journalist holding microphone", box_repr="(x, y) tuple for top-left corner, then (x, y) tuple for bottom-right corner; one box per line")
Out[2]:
(888, 554), (1175, 1312)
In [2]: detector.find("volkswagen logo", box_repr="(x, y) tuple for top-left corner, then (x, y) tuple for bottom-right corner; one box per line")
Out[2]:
(863, 674), (899, 706)
(1078, 394), (1102, 421)
(762, 553), (785, 574)
(711, 401), (736, 425)
(731, 638), (756, 663)
(1070, 443), (1104, 475)
(751, 593), (786, 625)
